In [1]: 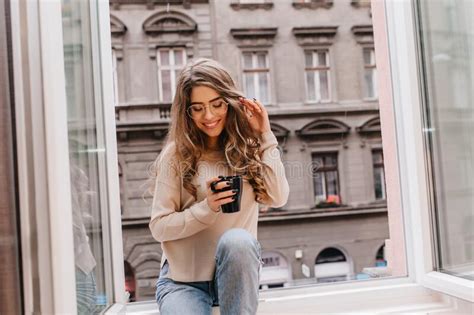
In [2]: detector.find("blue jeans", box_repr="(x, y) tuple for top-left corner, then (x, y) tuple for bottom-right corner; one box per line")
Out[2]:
(155, 228), (264, 315)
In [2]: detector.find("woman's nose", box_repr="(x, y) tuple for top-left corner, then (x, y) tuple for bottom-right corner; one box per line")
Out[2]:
(203, 106), (215, 119)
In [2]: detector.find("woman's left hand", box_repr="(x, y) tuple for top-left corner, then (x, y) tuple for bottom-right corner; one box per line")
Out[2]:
(239, 97), (271, 135)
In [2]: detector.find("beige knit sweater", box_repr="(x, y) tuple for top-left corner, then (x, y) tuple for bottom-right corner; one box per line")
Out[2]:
(149, 130), (289, 282)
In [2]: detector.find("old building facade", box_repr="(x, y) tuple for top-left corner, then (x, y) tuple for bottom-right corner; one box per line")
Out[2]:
(110, 0), (389, 301)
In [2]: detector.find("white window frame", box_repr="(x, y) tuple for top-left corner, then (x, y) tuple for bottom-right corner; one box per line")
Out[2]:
(363, 46), (378, 100)
(383, 0), (473, 302)
(311, 151), (340, 204)
(111, 48), (119, 106)
(304, 49), (332, 103)
(12, 0), (472, 313)
(372, 149), (386, 200)
(11, 0), (126, 313)
(241, 50), (272, 105)
(156, 47), (186, 103)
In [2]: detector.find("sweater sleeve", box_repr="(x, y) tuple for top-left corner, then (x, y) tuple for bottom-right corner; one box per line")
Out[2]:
(258, 130), (290, 208)
(149, 143), (219, 243)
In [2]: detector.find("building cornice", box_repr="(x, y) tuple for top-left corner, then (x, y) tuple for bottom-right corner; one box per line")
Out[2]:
(292, 26), (338, 46)
(292, 0), (333, 10)
(230, 1), (274, 11)
(143, 10), (198, 35)
(230, 27), (278, 47)
(351, 25), (374, 44)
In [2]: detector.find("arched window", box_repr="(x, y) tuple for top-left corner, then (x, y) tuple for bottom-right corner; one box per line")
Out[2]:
(124, 261), (136, 302)
(260, 251), (292, 289)
(314, 247), (351, 283)
(376, 245), (387, 267)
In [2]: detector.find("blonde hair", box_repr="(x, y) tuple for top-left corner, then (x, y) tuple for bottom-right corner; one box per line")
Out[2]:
(150, 58), (271, 207)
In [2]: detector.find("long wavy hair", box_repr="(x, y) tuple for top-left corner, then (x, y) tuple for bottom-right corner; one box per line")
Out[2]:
(150, 58), (272, 207)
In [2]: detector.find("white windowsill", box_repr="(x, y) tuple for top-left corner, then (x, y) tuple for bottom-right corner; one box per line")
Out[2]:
(119, 279), (472, 314)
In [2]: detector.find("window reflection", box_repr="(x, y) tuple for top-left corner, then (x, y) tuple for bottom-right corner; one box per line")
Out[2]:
(62, 0), (111, 312)
(417, 0), (474, 280)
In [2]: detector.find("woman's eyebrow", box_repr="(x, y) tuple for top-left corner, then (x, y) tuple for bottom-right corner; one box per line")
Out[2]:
(190, 96), (222, 105)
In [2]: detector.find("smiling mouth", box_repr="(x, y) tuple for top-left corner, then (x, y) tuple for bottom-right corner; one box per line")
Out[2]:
(203, 120), (220, 128)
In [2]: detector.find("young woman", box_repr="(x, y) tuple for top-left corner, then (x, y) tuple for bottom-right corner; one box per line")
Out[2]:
(149, 58), (289, 314)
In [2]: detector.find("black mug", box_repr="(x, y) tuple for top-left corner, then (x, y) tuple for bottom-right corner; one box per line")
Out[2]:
(210, 175), (242, 213)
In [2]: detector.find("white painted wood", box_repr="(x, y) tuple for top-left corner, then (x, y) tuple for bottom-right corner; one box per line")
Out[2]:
(385, 0), (474, 303)
(96, 0), (127, 305)
(38, 1), (77, 313)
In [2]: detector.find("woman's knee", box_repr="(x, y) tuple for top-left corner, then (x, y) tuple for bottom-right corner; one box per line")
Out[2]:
(216, 228), (260, 256)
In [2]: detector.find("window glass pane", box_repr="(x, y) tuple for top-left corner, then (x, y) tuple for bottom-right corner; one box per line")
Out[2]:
(374, 168), (385, 200)
(324, 155), (337, 167)
(363, 48), (372, 65)
(313, 173), (325, 202)
(173, 49), (184, 66)
(62, 0), (111, 312)
(159, 50), (169, 66)
(320, 70), (329, 100)
(326, 171), (338, 196)
(257, 53), (266, 68)
(161, 70), (171, 102)
(304, 51), (313, 67)
(313, 154), (340, 206)
(306, 71), (316, 101)
(243, 52), (253, 69)
(318, 51), (327, 66)
(372, 151), (383, 164)
(417, 0), (474, 279)
(244, 73), (255, 99)
(365, 69), (375, 98)
(258, 72), (269, 103)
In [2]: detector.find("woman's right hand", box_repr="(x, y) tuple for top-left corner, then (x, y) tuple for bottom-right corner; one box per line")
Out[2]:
(205, 177), (237, 212)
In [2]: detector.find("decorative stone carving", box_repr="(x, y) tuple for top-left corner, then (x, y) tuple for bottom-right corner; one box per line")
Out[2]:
(110, 15), (127, 59)
(292, 0), (333, 10)
(350, 0), (371, 8)
(292, 26), (338, 46)
(230, 28), (278, 48)
(110, 15), (128, 37)
(230, 1), (274, 11)
(356, 116), (381, 147)
(350, 0), (372, 17)
(351, 25), (374, 44)
(143, 11), (198, 59)
(356, 116), (381, 135)
(295, 119), (350, 140)
(143, 11), (197, 35)
(110, 0), (205, 10)
(270, 123), (290, 153)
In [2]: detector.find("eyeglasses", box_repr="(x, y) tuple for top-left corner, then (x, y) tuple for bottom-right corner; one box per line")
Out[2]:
(186, 99), (229, 119)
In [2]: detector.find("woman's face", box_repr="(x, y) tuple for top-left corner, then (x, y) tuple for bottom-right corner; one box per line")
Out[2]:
(189, 85), (228, 145)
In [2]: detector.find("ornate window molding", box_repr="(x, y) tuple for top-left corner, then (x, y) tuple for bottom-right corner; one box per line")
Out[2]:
(142, 11), (197, 59)
(110, 15), (127, 59)
(292, 26), (338, 47)
(230, 1), (274, 11)
(295, 119), (350, 142)
(270, 122), (290, 152)
(351, 25), (374, 45)
(110, 0), (207, 10)
(350, 0), (371, 8)
(143, 11), (197, 35)
(356, 116), (381, 135)
(230, 28), (278, 48)
(292, 0), (334, 10)
(356, 116), (381, 147)
(350, 0), (372, 17)
(270, 122), (290, 140)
